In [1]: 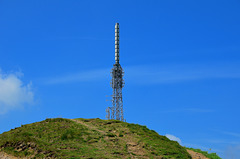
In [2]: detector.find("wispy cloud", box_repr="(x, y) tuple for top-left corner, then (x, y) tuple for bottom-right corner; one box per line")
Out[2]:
(42, 61), (240, 85)
(45, 36), (112, 41)
(212, 129), (240, 138)
(165, 134), (182, 145)
(0, 70), (34, 114)
(224, 145), (240, 159)
(161, 108), (215, 113)
(43, 68), (110, 85)
(204, 139), (240, 145)
(125, 62), (240, 85)
(221, 131), (240, 138)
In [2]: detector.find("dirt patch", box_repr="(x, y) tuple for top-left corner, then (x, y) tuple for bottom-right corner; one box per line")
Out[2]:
(0, 151), (18, 159)
(1, 141), (55, 159)
(126, 141), (146, 156)
(187, 149), (209, 159)
(1, 141), (37, 152)
(71, 119), (105, 134)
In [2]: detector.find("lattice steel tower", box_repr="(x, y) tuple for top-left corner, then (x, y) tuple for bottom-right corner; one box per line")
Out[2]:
(106, 23), (125, 121)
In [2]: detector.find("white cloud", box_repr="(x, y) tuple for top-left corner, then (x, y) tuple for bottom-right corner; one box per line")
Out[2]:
(165, 134), (182, 145)
(0, 71), (34, 114)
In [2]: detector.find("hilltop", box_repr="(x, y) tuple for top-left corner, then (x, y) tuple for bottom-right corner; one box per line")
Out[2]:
(0, 118), (220, 158)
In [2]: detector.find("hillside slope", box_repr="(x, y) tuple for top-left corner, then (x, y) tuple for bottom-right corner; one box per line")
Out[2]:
(0, 118), (192, 158)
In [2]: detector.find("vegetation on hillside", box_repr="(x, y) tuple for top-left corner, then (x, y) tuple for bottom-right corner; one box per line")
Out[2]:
(186, 147), (221, 159)
(0, 118), (192, 158)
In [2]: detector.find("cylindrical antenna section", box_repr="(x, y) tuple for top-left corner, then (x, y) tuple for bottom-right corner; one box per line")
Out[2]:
(115, 23), (119, 64)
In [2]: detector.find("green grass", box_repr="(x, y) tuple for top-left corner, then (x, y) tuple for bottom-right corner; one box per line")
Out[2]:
(0, 118), (192, 158)
(186, 147), (221, 159)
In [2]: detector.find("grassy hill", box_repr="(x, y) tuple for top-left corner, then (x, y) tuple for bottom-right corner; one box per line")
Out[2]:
(0, 118), (214, 158)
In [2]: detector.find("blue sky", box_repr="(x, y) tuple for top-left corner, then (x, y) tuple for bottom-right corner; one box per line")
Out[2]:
(0, 0), (240, 158)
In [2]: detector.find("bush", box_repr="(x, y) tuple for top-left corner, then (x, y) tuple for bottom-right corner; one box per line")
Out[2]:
(61, 130), (75, 140)
(106, 133), (116, 137)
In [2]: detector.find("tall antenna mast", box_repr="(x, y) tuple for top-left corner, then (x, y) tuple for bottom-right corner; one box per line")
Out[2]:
(106, 23), (125, 121)
(115, 23), (120, 64)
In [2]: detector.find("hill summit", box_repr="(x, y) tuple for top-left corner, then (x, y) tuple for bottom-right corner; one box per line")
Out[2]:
(0, 118), (207, 158)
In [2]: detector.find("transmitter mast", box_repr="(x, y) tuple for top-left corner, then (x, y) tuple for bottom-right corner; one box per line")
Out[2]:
(106, 23), (125, 121)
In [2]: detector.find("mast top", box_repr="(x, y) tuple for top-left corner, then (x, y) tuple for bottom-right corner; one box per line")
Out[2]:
(115, 23), (119, 64)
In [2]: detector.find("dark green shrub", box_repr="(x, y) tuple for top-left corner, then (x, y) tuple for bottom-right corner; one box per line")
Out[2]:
(61, 130), (75, 140)
(106, 133), (116, 137)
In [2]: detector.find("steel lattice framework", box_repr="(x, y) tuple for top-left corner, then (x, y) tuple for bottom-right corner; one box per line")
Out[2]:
(106, 23), (125, 121)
